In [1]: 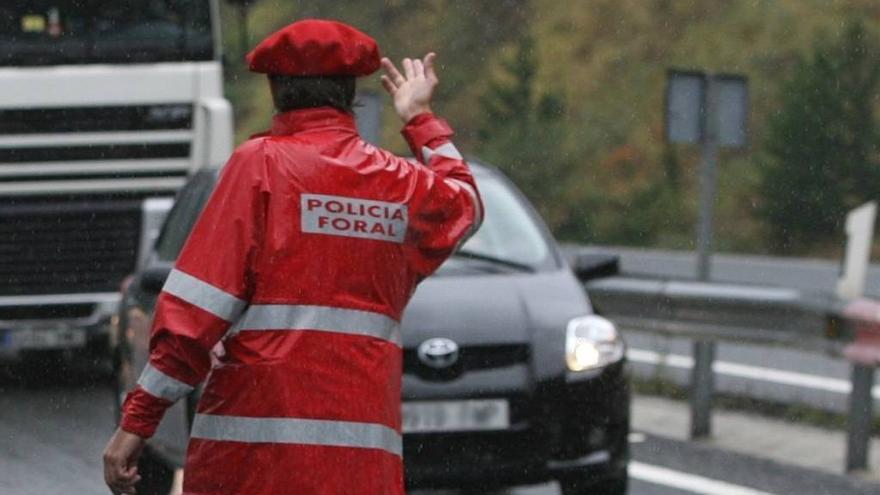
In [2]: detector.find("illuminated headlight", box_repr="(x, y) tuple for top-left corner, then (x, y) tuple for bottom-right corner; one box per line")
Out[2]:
(565, 315), (624, 372)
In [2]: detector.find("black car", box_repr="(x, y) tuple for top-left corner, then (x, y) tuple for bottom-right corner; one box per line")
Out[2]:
(112, 161), (630, 494)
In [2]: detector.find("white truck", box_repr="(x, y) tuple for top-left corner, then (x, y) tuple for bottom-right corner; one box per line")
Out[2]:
(0, 0), (233, 362)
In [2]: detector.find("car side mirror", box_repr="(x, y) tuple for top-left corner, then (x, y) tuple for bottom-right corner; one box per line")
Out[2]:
(572, 253), (619, 282)
(140, 264), (172, 294)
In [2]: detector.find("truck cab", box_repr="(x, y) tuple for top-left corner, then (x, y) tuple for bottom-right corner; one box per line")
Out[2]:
(0, 1), (233, 361)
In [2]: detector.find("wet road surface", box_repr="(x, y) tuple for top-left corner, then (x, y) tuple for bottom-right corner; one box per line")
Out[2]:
(1, 361), (876, 495)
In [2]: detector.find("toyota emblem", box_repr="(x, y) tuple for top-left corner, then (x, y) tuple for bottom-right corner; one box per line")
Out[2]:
(417, 338), (460, 369)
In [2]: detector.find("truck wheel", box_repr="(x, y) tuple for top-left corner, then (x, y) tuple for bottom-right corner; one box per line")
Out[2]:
(559, 474), (628, 495)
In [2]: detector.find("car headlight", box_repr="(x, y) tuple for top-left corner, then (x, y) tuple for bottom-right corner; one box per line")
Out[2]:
(565, 315), (624, 372)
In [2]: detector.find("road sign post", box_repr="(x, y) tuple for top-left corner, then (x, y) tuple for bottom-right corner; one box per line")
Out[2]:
(666, 71), (748, 282)
(846, 364), (875, 473)
(837, 202), (878, 472)
(696, 79), (720, 282)
(667, 70), (748, 439)
(690, 340), (716, 439)
(841, 296), (880, 473)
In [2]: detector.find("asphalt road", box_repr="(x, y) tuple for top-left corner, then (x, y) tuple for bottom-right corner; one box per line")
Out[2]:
(1, 361), (876, 495)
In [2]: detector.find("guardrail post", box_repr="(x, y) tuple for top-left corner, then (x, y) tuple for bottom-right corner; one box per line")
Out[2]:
(846, 364), (875, 472)
(690, 340), (716, 439)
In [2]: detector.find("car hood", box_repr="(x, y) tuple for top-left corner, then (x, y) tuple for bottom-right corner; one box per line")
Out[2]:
(400, 268), (592, 350)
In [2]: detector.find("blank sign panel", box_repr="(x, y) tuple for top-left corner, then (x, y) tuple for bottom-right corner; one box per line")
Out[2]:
(666, 71), (705, 144)
(715, 75), (749, 148)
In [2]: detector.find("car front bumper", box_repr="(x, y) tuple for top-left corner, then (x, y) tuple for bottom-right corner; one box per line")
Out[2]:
(403, 360), (630, 490)
(0, 292), (119, 358)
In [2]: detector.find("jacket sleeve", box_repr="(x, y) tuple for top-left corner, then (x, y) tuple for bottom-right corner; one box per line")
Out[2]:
(119, 143), (268, 438)
(401, 113), (484, 277)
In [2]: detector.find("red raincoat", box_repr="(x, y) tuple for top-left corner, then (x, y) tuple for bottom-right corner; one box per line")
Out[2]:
(120, 107), (482, 494)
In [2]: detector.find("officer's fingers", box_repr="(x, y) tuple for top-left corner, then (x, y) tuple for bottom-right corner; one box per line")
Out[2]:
(111, 473), (139, 495)
(124, 464), (141, 482)
(413, 59), (425, 79)
(381, 58), (404, 85)
(113, 481), (135, 495)
(380, 75), (398, 95)
(402, 58), (415, 80)
(104, 452), (126, 487)
(107, 457), (138, 487)
(106, 474), (133, 495)
(424, 52), (439, 84)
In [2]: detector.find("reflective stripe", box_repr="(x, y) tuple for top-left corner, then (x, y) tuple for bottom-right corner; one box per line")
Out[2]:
(418, 141), (483, 234)
(448, 177), (483, 233)
(191, 414), (402, 457)
(421, 142), (463, 162)
(162, 269), (247, 322)
(137, 363), (194, 402)
(229, 304), (401, 346)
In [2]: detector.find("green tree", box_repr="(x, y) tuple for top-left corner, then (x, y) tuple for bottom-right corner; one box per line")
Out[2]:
(759, 21), (880, 253)
(477, 34), (576, 230)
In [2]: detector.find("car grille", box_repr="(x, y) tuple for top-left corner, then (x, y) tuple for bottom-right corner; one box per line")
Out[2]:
(404, 344), (529, 380)
(0, 103), (194, 195)
(0, 105), (193, 134)
(0, 143), (190, 164)
(0, 303), (95, 321)
(404, 427), (544, 470)
(0, 102), (195, 297)
(0, 198), (141, 296)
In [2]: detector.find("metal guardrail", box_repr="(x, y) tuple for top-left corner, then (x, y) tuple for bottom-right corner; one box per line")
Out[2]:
(586, 276), (844, 350)
(565, 246), (878, 473)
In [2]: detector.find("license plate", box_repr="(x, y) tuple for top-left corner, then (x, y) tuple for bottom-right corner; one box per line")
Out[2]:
(402, 399), (510, 433)
(3, 328), (86, 350)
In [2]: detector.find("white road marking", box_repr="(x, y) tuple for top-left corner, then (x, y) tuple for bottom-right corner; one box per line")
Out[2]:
(629, 432), (647, 443)
(627, 348), (880, 398)
(630, 461), (776, 495)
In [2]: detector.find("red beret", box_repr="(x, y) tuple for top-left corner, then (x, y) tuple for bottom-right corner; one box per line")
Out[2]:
(246, 19), (381, 77)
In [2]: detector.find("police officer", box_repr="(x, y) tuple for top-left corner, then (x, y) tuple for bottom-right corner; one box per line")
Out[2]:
(103, 19), (481, 495)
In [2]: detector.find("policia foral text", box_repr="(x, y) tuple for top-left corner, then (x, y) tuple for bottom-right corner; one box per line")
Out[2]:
(103, 19), (483, 495)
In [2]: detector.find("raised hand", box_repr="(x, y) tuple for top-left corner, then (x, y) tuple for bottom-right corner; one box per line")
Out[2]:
(380, 53), (438, 123)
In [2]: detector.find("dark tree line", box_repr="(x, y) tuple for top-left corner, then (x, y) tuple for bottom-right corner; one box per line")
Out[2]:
(760, 21), (880, 254)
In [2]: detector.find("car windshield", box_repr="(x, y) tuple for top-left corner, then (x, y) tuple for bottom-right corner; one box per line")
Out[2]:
(154, 171), (215, 262)
(449, 169), (551, 269)
(156, 168), (552, 269)
(0, 0), (213, 66)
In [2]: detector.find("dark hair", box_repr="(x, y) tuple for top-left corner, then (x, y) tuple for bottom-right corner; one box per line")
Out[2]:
(269, 75), (356, 113)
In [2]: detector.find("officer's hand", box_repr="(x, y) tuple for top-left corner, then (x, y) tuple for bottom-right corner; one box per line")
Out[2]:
(381, 53), (438, 122)
(103, 428), (145, 494)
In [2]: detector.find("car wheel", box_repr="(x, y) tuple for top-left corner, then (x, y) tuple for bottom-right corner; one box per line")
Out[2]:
(559, 473), (628, 495)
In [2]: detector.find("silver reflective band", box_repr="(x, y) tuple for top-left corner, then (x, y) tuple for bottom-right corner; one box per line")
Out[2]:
(137, 363), (194, 402)
(421, 142), (463, 162)
(447, 178), (483, 234)
(163, 269), (247, 322)
(229, 304), (401, 346)
(191, 414), (403, 457)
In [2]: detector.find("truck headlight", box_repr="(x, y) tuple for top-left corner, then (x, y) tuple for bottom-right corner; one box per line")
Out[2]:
(565, 315), (624, 372)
